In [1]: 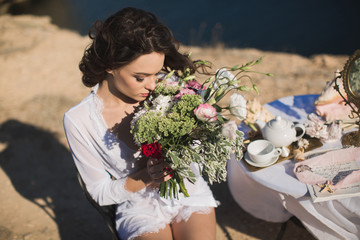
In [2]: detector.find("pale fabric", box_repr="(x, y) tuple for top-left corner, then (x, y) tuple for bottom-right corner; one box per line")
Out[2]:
(229, 94), (360, 239)
(294, 147), (360, 188)
(63, 88), (218, 239)
(228, 153), (360, 240)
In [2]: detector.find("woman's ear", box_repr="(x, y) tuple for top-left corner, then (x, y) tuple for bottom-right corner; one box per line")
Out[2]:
(106, 69), (113, 75)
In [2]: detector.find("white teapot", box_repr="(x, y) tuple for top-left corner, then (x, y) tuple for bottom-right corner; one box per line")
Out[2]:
(255, 116), (306, 151)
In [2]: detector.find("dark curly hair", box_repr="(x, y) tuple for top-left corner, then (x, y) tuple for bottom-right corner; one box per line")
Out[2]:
(79, 7), (199, 87)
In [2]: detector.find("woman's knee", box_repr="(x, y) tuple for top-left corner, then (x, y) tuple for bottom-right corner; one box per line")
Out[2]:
(133, 224), (173, 240)
(172, 208), (216, 240)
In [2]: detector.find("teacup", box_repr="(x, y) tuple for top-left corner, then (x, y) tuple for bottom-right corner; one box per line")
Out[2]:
(247, 139), (282, 164)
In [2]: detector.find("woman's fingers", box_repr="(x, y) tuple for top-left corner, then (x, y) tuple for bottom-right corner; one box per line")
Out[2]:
(146, 158), (173, 183)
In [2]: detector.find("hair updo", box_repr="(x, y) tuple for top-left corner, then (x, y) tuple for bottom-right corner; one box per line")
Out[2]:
(79, 7), (197, 87)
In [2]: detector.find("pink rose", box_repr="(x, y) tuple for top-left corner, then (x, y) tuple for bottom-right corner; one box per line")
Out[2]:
(174, 88), (196, 100)
(194, 103), (217, 122)
(185, 80), (205, 90)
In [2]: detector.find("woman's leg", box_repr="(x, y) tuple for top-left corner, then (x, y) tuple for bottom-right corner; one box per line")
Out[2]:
(133, 224), (173, 240)
(171, 207), (216, 240)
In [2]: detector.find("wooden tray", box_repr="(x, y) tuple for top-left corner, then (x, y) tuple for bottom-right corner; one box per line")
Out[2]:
(242, 136), (323, 172)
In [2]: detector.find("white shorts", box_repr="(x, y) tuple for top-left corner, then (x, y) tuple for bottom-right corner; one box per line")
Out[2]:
(115, 176), (218, 240)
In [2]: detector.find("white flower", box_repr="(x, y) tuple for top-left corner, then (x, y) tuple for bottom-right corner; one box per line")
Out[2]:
(222, 121), (238, 140)
(229, 93), (247, 120)
(130, 108), (147, 129)
(215, 68), (237, 89)
(152, 95), (173, 114)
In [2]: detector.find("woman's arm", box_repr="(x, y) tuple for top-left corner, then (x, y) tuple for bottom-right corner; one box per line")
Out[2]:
(63, 113), (172, 205)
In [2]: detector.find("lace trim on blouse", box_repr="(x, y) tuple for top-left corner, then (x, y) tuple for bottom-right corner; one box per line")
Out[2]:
(88, 87), (158, 201)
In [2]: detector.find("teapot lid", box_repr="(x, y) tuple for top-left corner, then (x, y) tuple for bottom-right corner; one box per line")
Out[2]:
(269, 116), (289, 129)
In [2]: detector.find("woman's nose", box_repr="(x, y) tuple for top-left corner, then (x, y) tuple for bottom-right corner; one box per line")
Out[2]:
(145, 75), (157, 91)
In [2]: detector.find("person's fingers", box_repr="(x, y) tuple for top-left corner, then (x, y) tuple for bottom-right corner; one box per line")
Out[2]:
(151, 172), (174, 183)
(163, 173), (173, 182)
(146, 158), (174, 183)
(149, 163), (172, 174)
(146, 158), (158, 168)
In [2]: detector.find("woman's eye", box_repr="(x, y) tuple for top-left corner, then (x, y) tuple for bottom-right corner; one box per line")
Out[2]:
(135, 76), (144, 82)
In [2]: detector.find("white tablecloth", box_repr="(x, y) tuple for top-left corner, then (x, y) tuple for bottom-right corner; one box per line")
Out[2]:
(228, 95), (360, 240)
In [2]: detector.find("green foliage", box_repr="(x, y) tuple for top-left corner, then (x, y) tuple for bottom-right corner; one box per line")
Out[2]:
(131, 55), (269, 199)
(153, 82), (180, 96)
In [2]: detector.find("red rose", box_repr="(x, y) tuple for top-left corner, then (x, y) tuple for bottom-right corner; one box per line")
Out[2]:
(141, 142), (162, 159)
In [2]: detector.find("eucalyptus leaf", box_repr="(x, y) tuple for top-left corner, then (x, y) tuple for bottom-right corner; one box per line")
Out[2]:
(167, 151), (181, 165)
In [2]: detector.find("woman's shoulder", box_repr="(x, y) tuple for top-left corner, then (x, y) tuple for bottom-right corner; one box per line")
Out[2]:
(63, 91), (100, 130)
(65, 93), (93, 118)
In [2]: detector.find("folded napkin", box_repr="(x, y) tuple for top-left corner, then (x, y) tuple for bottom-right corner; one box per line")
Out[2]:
(294, 147), (360, 190)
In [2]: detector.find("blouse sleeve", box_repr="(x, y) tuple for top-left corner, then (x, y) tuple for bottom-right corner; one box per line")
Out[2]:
(63, 113), (134, 206)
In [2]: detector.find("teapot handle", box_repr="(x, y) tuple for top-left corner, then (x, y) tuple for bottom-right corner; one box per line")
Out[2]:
(294, 123), (306, 140)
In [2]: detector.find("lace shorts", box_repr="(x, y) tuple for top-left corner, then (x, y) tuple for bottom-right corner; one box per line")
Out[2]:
(115, 176), (218, 240)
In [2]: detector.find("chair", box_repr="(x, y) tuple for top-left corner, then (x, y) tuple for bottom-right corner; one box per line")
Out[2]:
(76, 171), (121, 240)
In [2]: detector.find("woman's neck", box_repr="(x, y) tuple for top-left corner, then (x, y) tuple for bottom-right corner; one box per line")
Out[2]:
(97, 80), (138, 109)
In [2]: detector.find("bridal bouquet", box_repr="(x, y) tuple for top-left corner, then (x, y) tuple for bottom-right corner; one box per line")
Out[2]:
(131, 56), (272, 199)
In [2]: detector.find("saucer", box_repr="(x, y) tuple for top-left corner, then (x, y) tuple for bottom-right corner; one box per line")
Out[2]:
(244, 152), (279, 168)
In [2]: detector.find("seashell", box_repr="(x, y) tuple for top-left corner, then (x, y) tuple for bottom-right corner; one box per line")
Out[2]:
(314, 70), (353, 121)
(305, 113), (329, 140)
(293, 148), (305, 161)
(324, 121), (343, 143)
(314, 70), (346, 106)
(245, 98), (273, 124)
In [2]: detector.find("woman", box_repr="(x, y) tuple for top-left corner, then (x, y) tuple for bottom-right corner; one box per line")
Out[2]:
(63, 7), (218, 240)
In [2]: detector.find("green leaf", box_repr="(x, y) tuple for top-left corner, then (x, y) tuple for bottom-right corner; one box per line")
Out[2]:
(213, 104), (222, 112)
(244, 60), (254, 67)
(230, 65), (239, 71)
(217, 115), (225, 124)
(240, 66), (251, 71)
(254, 56), (264, 65)
(236, 130), (244, 137)
(253, 84), (260, 95)
(183, 75), (196, 81)
(167, 151), (181, 165)
(237, 86), (253, 91)
(165, 70), (175, 80)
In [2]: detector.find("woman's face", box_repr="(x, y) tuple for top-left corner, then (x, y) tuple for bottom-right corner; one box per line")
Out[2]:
(108, 52), (165, 102)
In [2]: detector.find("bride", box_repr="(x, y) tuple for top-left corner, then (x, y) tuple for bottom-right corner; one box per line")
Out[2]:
(63, 7), (217, 240)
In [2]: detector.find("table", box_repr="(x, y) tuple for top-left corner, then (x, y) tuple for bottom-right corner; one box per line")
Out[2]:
(227, 94), (360, 240)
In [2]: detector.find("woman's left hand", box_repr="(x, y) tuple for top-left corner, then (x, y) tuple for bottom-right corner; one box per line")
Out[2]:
(146, 157), (173, 184)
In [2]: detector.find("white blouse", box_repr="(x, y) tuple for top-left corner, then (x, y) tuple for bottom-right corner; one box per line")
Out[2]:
(63, 88), (218, 208)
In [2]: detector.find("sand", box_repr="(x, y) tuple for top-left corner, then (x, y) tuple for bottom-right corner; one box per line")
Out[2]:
(0, 14), (349, 240)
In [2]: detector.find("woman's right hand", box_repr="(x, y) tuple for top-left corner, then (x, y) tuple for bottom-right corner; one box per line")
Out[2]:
(146, 157), (173, 184)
